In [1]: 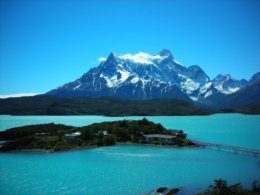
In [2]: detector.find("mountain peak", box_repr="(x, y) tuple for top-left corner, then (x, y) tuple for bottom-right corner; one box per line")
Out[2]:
(158, 49), (173, 59)
(212, 74), (248, 95)
(100, 52), (119, 70)
(188, 65), (202, 71)
(107, 52), (117, 60)
(250, 72), (260, 83)
(215, 74), (232, 80)
(224, 74), (232, 79)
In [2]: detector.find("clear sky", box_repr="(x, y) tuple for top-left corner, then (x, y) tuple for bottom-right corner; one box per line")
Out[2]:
(0, 0), (259, 95)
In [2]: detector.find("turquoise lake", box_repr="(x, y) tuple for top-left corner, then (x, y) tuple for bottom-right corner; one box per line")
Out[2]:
(0, 114), (260, 194)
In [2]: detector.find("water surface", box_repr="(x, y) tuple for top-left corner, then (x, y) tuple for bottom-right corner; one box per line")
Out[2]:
(0, 114), (259, 149)
(0, 145), (259, 195)
(0, 114), (259, 194)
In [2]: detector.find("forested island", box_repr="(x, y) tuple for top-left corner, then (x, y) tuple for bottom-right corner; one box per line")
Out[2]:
(0, 119), (192, 152)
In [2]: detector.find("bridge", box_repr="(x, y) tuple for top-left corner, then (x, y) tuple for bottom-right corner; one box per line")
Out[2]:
(192, 141), (260, 155)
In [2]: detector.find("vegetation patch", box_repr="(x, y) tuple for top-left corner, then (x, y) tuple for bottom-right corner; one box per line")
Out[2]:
(0, 96), (212, 116)
(199, 179), (260, 195)
(0, 118), (192, 152)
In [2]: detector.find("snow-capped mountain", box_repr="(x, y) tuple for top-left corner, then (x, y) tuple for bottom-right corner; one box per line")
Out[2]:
(214, 76), (260, 108)
(212, 74), (248, 94)
(47, 49), (258, 105)
(48, 50), (190, 101)
(47, 49), (214, 102)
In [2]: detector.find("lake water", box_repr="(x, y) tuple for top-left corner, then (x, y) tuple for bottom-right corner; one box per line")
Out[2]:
(0, 114), (260, 194)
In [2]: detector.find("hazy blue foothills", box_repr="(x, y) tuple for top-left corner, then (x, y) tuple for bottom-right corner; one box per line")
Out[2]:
(0, 114), (259, 194)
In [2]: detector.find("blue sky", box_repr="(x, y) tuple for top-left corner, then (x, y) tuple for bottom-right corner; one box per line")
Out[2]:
(0, 0), (259, 95)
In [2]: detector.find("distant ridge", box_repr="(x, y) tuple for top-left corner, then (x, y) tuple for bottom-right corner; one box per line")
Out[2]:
(0, 95), (212, 116)
(0, 93), (39, 99)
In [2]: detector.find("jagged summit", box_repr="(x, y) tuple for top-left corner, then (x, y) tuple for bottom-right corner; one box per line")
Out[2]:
(158, 49), (173, 59)
(212, 74), (248, 94)
(104, 52), (117, 64)
(103, 49), (175, 66)
(47, 49), (256, 105)
(107, 52), (117, 60)
(250, 72), (260, 83)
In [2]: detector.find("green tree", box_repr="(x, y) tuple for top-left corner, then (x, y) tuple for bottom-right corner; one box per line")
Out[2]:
(252, 180), (260, 193)
(82, 129), (95, 141)
(119, 120), (128, 128)
(199, 179), (248, 195)
(102, 135), (116, 146)
(114, 128), (131, 142)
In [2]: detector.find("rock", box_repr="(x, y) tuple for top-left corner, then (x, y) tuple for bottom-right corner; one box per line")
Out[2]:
(156, 187), (168, 193)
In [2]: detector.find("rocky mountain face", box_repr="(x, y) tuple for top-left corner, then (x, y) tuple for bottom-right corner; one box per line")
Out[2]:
(47, 49), (260, 107)
(212, 74), (248, 95)
(249, 72), (260, 84)
(215, 77), (260, 108)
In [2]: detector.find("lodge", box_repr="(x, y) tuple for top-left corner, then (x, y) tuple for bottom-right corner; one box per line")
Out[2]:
(65, 131), (81, 140)
(142, 134), (176, 144)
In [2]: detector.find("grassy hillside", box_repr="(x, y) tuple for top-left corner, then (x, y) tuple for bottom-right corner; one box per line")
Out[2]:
(0, 95), (212, 116)
(232, 104), (260, 115)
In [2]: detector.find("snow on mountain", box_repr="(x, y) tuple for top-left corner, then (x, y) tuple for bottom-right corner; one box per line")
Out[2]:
(98, 57), (106, 62)
(47, 49), (254, 104)
(212, 74), (248, 94)
(118, 52), (166, 65)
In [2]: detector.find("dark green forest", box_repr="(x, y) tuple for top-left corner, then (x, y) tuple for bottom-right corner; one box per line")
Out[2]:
(0, 95), (212, 116)
(1, 95), (259, 116)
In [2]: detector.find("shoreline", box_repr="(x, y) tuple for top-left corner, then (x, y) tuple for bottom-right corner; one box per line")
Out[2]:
(0, 141), (199, 154)
(0, 119), (196, 153)
(3, 112), (260, 118)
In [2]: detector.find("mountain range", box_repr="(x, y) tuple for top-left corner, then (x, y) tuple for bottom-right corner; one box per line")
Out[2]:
(47, 49), (260, 108)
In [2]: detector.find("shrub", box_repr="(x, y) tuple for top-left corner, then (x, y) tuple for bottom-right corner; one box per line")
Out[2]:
(151, 141), (162, 145)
